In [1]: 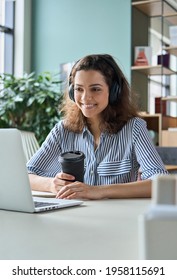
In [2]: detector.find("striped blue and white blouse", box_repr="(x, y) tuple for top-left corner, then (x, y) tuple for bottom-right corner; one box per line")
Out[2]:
(27, 117), (168, 185)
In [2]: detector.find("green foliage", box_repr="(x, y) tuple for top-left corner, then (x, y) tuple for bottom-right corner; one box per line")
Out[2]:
(0, 72), (63, 145)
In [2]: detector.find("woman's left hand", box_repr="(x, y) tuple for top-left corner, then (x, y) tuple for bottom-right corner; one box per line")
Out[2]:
(56, 181), (102, 200)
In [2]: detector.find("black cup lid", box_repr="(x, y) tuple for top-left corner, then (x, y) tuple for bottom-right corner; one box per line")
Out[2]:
(59, 151), (85, 162)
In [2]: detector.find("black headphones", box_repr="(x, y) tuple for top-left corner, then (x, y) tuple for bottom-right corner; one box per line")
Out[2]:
(68, 55), (122, 105)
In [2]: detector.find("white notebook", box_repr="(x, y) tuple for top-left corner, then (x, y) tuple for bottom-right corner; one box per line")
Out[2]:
(32, 191), (56, 197)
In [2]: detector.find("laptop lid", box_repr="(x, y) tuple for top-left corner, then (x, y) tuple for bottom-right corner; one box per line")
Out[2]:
(0, 128), (83, 213)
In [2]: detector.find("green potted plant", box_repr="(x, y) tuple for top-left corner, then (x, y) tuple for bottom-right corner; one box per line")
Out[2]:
(0, 71), (63, 145)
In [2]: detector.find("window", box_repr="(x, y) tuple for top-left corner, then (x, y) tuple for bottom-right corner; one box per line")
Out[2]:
(0, 0), (15, 74)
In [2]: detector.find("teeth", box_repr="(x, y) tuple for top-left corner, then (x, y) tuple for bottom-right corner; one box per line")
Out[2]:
(82, 104), (95, 108)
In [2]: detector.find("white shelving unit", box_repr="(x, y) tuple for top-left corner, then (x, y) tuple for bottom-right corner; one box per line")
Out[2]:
(132, 0), (177, 146)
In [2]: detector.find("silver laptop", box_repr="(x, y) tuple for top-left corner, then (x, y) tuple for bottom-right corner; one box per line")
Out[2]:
(0, 128), (83, 213)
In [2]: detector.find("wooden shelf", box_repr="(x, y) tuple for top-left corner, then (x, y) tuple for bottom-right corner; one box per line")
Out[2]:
(161, 95), (177, 101)
(132, 0), (176, 17)
(140, 112), (162, 145)
(164, 12), (177, 25)
(131, 65), (176, 75)
(162, 115), (177, 129)
(163, 46), (177, 56)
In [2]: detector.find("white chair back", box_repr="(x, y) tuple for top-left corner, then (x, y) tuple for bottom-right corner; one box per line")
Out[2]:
(20, 130), (40, 162)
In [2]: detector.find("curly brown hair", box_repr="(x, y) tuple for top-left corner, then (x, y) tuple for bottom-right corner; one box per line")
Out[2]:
(60, 54), (140, 133)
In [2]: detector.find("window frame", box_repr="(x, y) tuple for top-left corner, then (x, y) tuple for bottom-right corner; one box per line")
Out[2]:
(0, 0), (15, 74)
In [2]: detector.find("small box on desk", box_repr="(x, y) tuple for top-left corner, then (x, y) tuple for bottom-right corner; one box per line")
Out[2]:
(139, 213), (177, 259)
(134, 46), (152, 66)
(139, 175), (177, 260)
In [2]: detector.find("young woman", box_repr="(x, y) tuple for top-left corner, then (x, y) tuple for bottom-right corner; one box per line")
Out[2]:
(27, 54), (168, 199)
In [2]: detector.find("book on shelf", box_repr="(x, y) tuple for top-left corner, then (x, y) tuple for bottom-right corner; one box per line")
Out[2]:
(157, 54), (170, 68)
(134, 46), (152, 66)
(155, 97), (167, 115)
(168, 127), (177, 131)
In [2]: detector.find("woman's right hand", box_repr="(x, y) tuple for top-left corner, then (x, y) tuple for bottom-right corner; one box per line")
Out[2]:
(50, 172), (75, 194)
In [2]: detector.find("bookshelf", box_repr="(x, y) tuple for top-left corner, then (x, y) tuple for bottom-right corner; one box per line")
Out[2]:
(132, 0), (177, 146)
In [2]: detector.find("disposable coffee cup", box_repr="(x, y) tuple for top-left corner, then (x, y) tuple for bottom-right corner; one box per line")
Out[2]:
(59, 151), (85, 182)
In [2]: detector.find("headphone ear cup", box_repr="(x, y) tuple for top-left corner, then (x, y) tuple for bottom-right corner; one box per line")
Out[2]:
(109, 81), (121, 105)
(69, 84), (75, 101)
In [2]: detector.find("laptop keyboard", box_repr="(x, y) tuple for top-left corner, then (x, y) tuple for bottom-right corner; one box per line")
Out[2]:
(34, 201), (60, 208)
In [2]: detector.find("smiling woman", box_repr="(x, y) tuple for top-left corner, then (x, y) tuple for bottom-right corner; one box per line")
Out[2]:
(27, 54), (168, 200)
(74, 70), (109, 121)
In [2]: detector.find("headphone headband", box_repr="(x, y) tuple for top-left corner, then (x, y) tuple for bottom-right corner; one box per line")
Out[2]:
(69, 55), (122, 105)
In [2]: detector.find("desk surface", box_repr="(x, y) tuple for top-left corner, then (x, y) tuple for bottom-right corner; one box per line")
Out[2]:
(0, 198), (150, 260)
(165, 165), (177, 171)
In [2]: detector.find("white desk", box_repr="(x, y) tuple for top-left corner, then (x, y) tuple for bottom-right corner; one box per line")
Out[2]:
(0, 199), (150, 260)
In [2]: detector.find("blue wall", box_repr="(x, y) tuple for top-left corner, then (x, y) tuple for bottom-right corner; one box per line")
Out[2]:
(31, 0), (131, 80)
